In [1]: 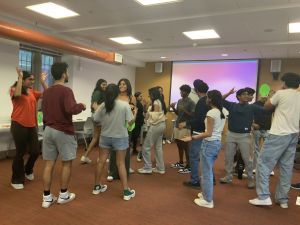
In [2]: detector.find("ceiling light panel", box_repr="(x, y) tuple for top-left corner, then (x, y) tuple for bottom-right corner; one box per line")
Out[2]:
(26, 2), (79, 19)
(289, 22), (300, 33)
(183, 29), (220, 40)
(109, 36), (142, 45)
(135, 0), (181, 6)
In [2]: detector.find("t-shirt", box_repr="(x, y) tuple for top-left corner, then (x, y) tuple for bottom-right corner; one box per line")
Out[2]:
(42, 85), (85, 135)
(91, 90), (105, 113)
(204, 108), (229, 141)
(10, 87), (42, 127)
(175, 97), (195, 128)
(188, 88), (199, 105)
(269, 89), (300, 135)
(93, 100), (133, 138)
(147, 100), (165, 125)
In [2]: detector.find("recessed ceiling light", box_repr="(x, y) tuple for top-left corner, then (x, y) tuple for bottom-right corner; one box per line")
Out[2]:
(289, 22), (300, 33)
(160, 56), (166, 59)
(221, 54), (228, 57)
(109, 36), (142, 45)
(26, 2), (79, 19)
(135, 0), (181, 6)
(183, 29), (220, 40)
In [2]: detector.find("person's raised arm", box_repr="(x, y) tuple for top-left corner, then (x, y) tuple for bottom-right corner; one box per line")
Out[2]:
(222, 88), (236, 99)
(40, 72), (48, 90)
(13, 67), (23, 97)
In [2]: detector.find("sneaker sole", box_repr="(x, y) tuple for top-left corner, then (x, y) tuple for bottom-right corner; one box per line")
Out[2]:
(123, 190), (136, 201)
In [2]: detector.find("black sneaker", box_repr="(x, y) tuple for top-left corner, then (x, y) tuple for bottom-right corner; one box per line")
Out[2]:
(183, 181), (201, 189)
(170, 162), (184, 169)
(291, 183), (300, 190)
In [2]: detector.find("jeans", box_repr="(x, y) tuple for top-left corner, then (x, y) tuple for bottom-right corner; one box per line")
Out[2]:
(189, 139), (203, 183)
(142, 122), (166, 171)
(10, 121), (39, 184)
(256, 133), (299, 203)
(252, 130), (268, 169)
(200, 139), (221, 202)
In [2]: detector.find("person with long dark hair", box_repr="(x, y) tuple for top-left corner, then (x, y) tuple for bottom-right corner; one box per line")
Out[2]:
(131, 91), (145, 161)
(183, 90), (228, 208)
(138, 87), (167, 174)
(107, 78), (136, 181)
(81, 78), (107, 163)
(10, 68), (48, 190)
(92, 83), (136, 200)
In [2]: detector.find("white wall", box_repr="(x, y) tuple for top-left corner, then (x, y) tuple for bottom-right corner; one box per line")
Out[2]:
(0, 39), (19, 123)
(63, 55), (136, 120)
(0, 41), (136, 122)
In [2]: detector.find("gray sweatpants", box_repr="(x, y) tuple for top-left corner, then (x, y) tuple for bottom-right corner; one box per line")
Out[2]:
(225, 131), (254, 180)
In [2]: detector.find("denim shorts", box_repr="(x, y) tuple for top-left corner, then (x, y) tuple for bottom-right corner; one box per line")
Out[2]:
(99, 135), (129, 150)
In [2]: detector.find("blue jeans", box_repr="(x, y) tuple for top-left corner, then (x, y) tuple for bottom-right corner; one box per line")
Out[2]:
(189, 139), (203, 183)
(256, 133), (299, 203)
(252, 130), (268, 169)
(200, 139), (221, 202)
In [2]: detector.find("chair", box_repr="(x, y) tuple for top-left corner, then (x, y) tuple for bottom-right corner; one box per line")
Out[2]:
(75, 117), (94, 149)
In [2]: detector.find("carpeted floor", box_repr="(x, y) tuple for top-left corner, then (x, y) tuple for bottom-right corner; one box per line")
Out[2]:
(0, 143), (299, 225)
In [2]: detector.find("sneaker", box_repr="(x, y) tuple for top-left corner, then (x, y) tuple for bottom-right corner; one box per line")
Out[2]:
(11, 183), (24, 190)
(57, 192), (76, 204)
(194, 198), (214, 208)
(178, 167), (191, 174)
(183, 181), (201, 189)
(137, 168), (152, 174)
(170, 162), (184, 169)
(249, 197), (272, 206)
(242, 172), (248, 178)
(123, 188), (136, 201)
(105, 158), (109, 163)
(136, 152), (143, 162)
(197, 192), (204, 199)
(80, 156), (92, 164)
(42, 194), (57, 208)
(219, 176), (232, 184)
(129, 168), (135, 174)
(162, 140), (166, 145)
(25, 173), (34, 181)
(107, 176), (114, 182)
(166, 140), (172, 144)
(247, 179), (255, 189)
(291, 183), (300, 190)
(275, 201), (288, 209)
(152, 168), (165, 174)
(92, 184), (108, 195)
(270, 171), (275, 176)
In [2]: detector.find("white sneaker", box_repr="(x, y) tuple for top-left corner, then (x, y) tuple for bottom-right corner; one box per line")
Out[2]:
(249, 197), (272, 206)
(11, 183), (24, 190)
(152, 168), (165, 174)
(42, 194), (57, 208)
(123, 189), (136, 201)
(25, 173), (34, 181)
(197, 192), (204, 199)
(194, 198), (214, 208)
(137, 168), (152, 174)
(107, 176), (114, 182)
(270, 171), (275, 176)
(166, 140), (172, 144)
(279, 203), (288, 209)
(57, 192), (76, 204)
(92, 184), (108, 195)
(80, 156), (92, 164)
(129, 168), (135, 174)
(162, 140), (166, 145)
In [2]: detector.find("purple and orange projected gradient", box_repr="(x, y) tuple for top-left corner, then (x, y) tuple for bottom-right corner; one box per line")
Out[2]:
(170, 60), (259, 104)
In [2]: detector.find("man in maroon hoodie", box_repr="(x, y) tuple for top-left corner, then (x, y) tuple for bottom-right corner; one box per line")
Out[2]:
(41, 62), (86, 208)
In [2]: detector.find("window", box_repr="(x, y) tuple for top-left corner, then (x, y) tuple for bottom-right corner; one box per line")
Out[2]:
(18, 45), (61, 88)
(42, 54), (55, 85)
(18, 50), (33, 72)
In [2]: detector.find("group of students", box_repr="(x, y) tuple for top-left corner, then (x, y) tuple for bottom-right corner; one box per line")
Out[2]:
(8, 61), (300, 210)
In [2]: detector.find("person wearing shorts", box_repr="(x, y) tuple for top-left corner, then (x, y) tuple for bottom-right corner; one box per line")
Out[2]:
(41, 62), (86, 208)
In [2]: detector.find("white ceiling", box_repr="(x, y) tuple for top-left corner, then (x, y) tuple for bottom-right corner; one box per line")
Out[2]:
(1, 0), (300, 66)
